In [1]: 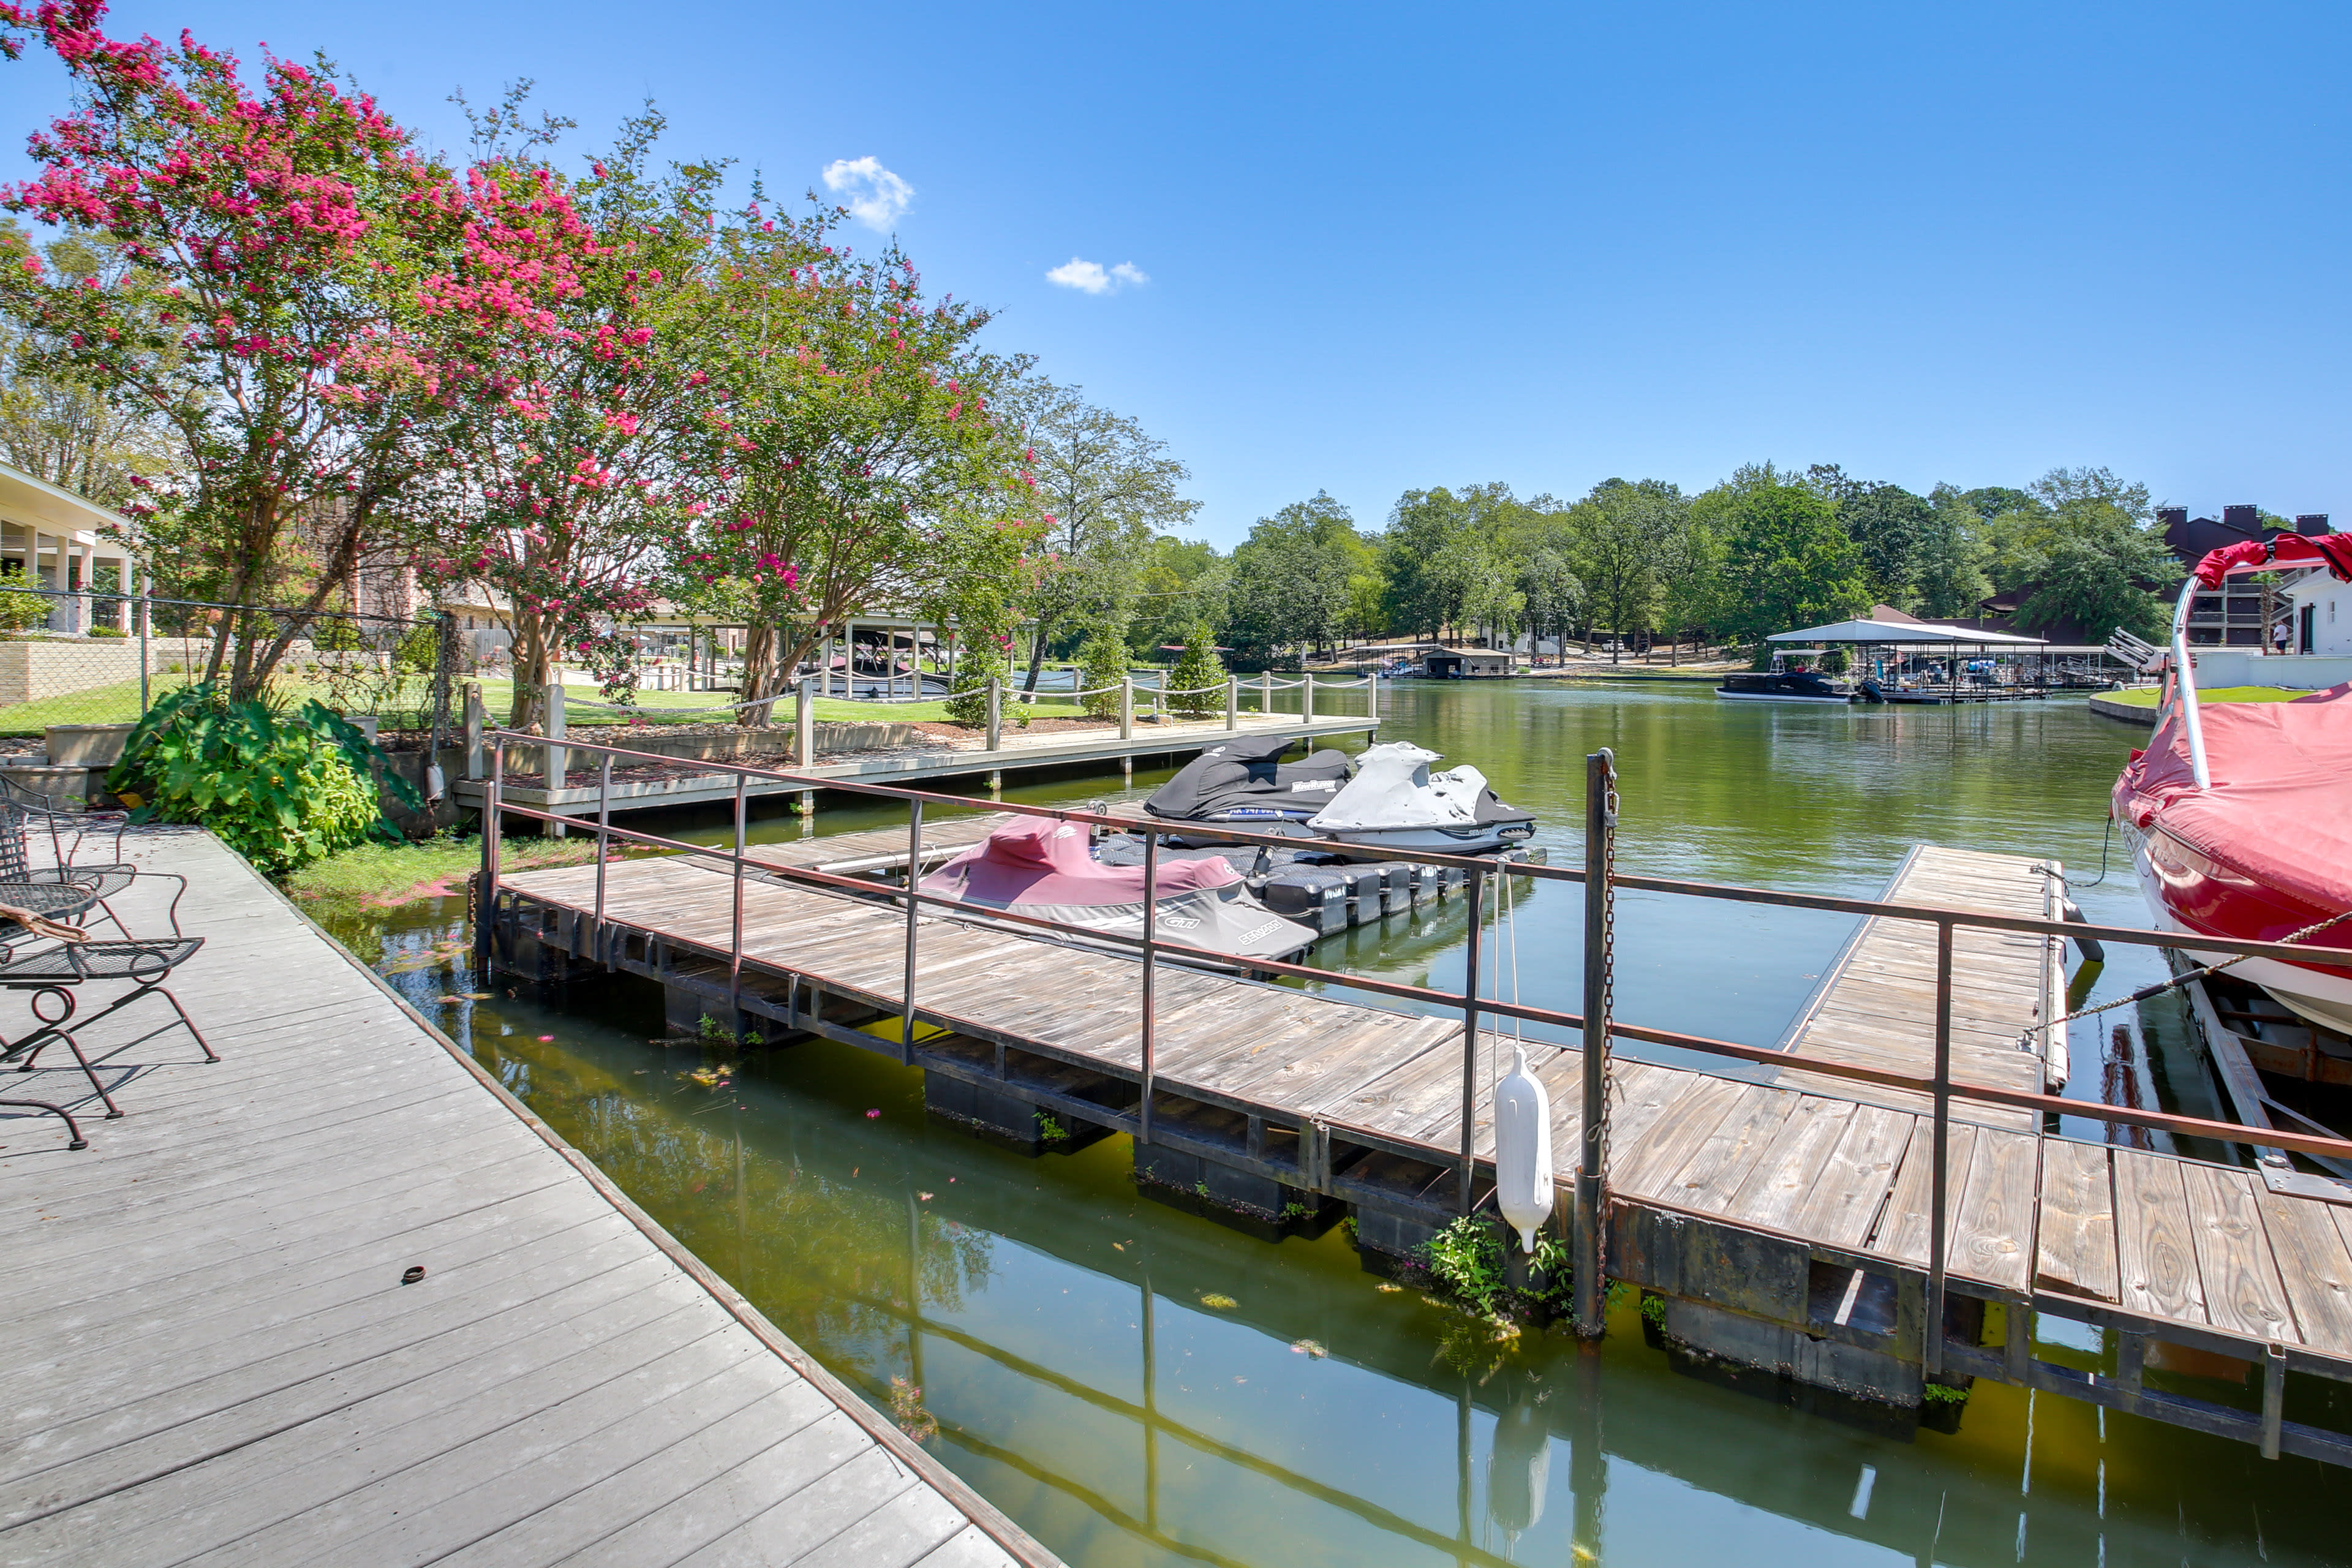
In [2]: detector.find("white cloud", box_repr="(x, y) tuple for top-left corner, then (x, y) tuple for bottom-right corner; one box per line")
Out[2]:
(1046, 257), (1150, 295)
(821, 157), (913, 232)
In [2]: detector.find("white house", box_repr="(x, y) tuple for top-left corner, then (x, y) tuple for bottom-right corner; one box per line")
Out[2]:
(0, 461), (146, 632)
(2286, 570), (2352, 658)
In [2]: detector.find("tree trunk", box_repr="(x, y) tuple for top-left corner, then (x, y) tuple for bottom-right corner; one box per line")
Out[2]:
(507, 614), (551, 731)
(1022, 609), (1057, 693)
(738, 622), (779, 726)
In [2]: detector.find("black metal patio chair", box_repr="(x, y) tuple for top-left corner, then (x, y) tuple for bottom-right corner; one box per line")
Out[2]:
(0, 769), (127, 869)
(0, 895), (210, 1125)
(0, 801), (186, 940)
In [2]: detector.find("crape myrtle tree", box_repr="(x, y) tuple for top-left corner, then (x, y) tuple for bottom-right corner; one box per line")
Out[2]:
(415, 111), (726, 728)
(0, 1), (450, 693)
(1006, 377), (1196, 692)
(675, 203), (1042, 721)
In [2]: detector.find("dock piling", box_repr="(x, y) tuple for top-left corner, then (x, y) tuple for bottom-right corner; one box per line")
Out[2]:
(1459, 866), (1485, 1215)
(1120, 678), (1134, 741)
(463, 681), (485, 780)
(1576, 748), (1616, 1337)
(1140, 829), (1159, 1144)
(1303, 671), (1316, 722)
(986, 676), (1003, 751)
(473, 736), (502, 968)
(795, 676), (815, 769)
(1926, 918), (1954, 1377)
(730, 775), (747, 1022)
(1224, 676), (1238, 730)
(900, 798), (924, 1066)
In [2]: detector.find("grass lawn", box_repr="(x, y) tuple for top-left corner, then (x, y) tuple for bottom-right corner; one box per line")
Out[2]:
(282, 832), (604, 927)
(2101, 684), (2313, 708)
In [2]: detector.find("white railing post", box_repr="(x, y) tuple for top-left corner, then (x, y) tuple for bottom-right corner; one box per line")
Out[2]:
(463, 680), (485, 780)
(1120, 676), (1134, 740)
(795, 676), (815, 769)
(545, 680), (567, 791)
(1259, 669), (1272, 717)
(1303, 670), (1316, 722)
(986, 676), (1003, 752)
(1224, 674), (1238, 731)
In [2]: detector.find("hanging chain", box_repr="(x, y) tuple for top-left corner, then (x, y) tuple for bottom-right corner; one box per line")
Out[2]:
(2031, 901), (2352, 1046)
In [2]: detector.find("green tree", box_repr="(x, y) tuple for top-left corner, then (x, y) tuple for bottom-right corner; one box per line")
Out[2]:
(1128, 535), (1229, 659)
(1167, 621), (1224, 717)
(1651, 509), (1722, 663)
(1570, 479), (1678, 662)
(1914, 485), (1994, 617)
(1009, 380), (1198, 692)
(1074, 617), (1131, 718)
(1517, 546), (1583, 658)
(1702, 468), (1874, 645)
(2013, 516), (2178, 641)
(1222, 492), (1364, 668)
(1379, 488), (1468, 638)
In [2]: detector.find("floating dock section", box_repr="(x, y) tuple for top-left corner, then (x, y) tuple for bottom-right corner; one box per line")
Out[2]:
(484, 840), (2352, 1463)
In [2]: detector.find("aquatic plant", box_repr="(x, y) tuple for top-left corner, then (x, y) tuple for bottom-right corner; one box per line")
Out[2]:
(886, 1376), (938, 1441)
(1036, 1112), (1068, 1144)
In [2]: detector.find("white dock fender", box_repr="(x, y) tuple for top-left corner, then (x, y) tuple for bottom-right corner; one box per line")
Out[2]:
(1494, 1043), (1554, 1253)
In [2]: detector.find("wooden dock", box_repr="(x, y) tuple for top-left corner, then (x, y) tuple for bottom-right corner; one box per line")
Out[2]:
(0, 829), (1056, 1567)
(485, 840), (2352, 1464)
(1771, 843), (2068, 1125)
(453, 711), (1377, 820)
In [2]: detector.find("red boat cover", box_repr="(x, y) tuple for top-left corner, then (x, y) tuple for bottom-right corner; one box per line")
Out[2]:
(922, 818), (1242, 907)
(2120, 683), (2352, 916)
(2193, 534), (2352, 586)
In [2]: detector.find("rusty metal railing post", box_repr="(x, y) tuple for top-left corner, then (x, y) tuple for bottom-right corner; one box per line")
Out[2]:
(1458, 865), (1486, 1215)
(1140, 827), (1159, 1144)
(730, 775), (747, 1022)
(474, 735), (504, 969)
(593, 753), (611, 968)
(1926, 917), (1954, 1378)
(900, 797), (924, 1065)
(1576, 748), (1616, 1337)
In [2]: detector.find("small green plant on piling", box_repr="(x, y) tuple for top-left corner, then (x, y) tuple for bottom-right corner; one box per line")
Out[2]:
(1922, 1381), (1969, 1406)
(1640, 1293), (1667, 1329)
(1421, 1216), (1509, 1318)
(1036, 1113), (1068, 1144)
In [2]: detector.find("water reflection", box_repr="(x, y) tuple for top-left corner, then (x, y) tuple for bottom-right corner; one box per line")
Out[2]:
(341, 680), (2343, 1566)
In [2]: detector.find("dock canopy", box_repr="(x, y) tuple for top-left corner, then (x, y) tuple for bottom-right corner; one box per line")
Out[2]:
(1767, 619), (2049, 647)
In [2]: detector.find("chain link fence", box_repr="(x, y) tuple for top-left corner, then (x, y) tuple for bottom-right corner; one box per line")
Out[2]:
(0, 582), (454, 755)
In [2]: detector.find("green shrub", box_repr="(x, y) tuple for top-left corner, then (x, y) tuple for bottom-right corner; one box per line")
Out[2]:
(0, 586), (53, 635)
(88, 624), (126, 638)
(1167, 622), (1224, 718)
(107, 684), (419, 877)
(943, 640), (1028, 729)
(1076, 622), (1131, 720)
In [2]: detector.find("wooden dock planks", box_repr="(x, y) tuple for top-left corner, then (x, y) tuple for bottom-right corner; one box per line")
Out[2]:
(492, 842), (2352, 1375)
(0, 829), (1050, 1568)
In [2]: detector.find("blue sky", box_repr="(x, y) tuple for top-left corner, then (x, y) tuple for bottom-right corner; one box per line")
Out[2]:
(6, 1), (2347, 545)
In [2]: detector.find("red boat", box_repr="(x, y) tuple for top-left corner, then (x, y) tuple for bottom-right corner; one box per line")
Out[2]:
(2112, 532), (2352, 1029)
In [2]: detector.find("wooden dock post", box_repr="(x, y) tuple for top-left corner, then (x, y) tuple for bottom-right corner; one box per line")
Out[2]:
(1926, 918), (1954, 1376)
(1575, 749), (1616, 1337)
(1120, 677), (1134, 741)
(795, 676), (815, 769)
(986, 676), (1002, 752)
(1260, 669), (1273, 715)
(473, 736), (502, 968)
(1140, 829), (1160, 1144)
(1303, 671), (1316, 722)
(900, 797), (924, 1066)
(1224, 676), (1238, 730)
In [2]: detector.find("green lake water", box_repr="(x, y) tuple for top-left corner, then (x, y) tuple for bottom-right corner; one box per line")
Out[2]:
(334, 679), (2350, 1567)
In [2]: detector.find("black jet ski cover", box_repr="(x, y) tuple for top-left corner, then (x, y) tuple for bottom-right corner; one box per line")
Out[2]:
(1144, 734), (1355, 823)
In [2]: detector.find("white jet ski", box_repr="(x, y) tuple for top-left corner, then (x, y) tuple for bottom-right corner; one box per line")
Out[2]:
(1305, 741), (1537, 854)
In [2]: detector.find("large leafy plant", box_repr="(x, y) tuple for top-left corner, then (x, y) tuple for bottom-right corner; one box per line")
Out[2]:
(108, 684), (417, 876)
